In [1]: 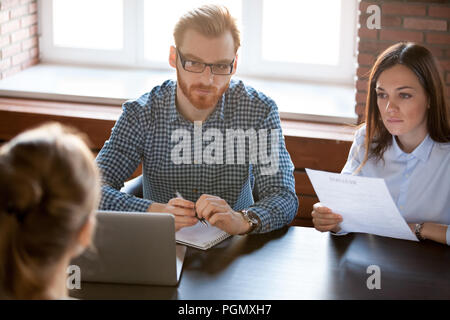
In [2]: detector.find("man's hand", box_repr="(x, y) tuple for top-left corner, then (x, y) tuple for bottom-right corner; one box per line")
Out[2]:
(148, 198), (197, 231)
(195, 194), (250, 235)
(311, 202), (343, 233)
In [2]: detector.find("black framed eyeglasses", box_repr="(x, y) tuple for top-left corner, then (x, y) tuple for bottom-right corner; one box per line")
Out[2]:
(177, 48), (235, 75)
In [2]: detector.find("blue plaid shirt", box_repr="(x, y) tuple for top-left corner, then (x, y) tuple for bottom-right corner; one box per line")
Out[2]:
(96, 79), (298, 233)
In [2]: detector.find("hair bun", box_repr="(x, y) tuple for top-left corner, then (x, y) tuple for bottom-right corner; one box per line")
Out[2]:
(1, 164), (43, 223)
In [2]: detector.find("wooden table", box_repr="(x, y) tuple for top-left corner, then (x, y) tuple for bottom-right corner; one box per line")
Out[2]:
(70, 226), (450, 300)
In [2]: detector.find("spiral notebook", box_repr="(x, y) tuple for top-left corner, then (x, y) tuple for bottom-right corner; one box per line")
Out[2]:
(175, 222), (231, 250)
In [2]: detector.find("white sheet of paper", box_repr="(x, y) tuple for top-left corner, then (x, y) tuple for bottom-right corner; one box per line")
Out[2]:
(306, 168), (418, 241)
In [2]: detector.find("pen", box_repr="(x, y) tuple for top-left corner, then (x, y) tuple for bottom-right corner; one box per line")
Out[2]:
(175, 191), (208, 226)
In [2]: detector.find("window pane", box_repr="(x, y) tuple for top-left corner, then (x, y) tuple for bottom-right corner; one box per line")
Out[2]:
(143, 0), (242, 63)
(262, 0), (341, 65)
(53, 0), (123, 50)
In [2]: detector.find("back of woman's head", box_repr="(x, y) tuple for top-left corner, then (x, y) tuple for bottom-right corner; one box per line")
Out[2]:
(0, 122), (100, 299)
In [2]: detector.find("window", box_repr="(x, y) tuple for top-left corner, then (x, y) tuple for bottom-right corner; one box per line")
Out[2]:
(39, 0), (357, 84)
(262, 1), (341, 66)
(52, 0), (124, 50)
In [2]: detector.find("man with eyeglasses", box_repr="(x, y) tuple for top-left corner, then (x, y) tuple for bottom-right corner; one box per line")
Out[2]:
(96, 4), (298, 235)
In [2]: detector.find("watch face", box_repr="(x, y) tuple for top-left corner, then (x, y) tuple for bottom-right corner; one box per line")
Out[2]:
(247, 212), (259, 225)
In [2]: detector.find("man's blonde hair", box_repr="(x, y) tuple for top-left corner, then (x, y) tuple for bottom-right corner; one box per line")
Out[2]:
(173, 4), (241, 53)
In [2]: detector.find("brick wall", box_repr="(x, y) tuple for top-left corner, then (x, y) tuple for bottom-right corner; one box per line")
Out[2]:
(0, 0), (39, 80)
(356, 0), (450, 123)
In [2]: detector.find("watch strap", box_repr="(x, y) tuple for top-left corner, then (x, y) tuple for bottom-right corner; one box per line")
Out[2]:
(239, 209), (259, 235)
(414, 223), (425, 241)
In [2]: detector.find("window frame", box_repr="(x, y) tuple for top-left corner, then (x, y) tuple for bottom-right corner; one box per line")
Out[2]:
(38, 0), (358, 84)
(239, 0), (358, 84)
(38, 0), (138, 67)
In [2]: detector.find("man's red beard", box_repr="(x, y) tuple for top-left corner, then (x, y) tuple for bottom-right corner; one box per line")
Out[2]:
(177, 69), (230, 110)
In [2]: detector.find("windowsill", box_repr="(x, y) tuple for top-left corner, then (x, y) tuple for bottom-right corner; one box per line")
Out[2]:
(0, 63), (357, 125)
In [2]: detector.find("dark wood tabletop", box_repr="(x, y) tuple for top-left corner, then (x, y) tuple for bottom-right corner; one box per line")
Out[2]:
(69, 226), (450, 300)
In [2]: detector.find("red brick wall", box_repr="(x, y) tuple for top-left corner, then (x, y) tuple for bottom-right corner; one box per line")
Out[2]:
(356, 0), (450, 123)
(0, 0), (39, 80)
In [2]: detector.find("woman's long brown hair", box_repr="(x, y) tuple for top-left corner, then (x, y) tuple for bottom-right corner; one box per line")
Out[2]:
(0, 123), (100, 299)
(357, 42), (450, 174)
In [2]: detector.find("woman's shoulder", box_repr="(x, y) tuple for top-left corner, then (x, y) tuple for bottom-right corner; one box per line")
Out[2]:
(432, 140), (450, 160)
(434, 140), (450, 150)
(355, 124), (366, 135)
(352, 124), (367, 146)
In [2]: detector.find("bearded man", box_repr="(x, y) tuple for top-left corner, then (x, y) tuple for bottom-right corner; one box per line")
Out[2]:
(96, 4), (298, 235)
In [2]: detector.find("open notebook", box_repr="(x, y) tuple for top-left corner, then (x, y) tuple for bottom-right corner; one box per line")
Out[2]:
(176, 222), (231, 250)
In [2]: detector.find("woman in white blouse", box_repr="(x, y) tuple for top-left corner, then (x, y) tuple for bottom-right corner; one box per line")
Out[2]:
(312, 42), (450, 245)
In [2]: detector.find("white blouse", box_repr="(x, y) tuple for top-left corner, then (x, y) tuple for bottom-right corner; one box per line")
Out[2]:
(341, 125), (450, 245)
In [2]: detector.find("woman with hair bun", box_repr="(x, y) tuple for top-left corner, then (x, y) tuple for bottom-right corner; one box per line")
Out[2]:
(312, 42), (450, 245)
(0, 122), (101, 299)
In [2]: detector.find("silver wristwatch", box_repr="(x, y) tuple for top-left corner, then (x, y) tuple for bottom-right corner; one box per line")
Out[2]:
(239, 209), (259, 235)
(414, 223), (425, 241)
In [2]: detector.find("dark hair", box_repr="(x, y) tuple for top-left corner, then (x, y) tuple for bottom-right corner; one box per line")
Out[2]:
(0, 122), (100, 299)
(357, 42), (450, 173)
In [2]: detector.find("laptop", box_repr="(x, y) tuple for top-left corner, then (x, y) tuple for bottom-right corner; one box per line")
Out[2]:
(71, 211), (186, 286)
